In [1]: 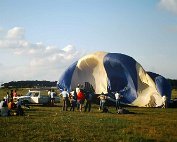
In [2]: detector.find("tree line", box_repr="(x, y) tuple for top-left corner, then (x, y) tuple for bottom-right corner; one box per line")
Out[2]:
(168, 79), (177, 89)
(1, 79), (177, 89)
(1, 80), (57, 88)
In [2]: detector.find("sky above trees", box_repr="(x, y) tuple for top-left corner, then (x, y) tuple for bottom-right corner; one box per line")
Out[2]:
(0, 0), (177, 84)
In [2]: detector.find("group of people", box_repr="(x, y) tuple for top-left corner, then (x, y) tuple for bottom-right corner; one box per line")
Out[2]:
(59, 84), (124, 113)
(97, 91), (123, 112)
(0, 90), (24, 117)
(60, 84), (94, 112)
(5, 89), (18, 103)
(0, 85), (168, 117)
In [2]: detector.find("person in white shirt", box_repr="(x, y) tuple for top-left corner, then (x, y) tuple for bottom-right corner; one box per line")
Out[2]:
(162, 95), (167, 108)
(0, 99), (4, 110)
(50, 89), (56, 106)
(60, 88), (69, 111)
(75, 84), (80, 110)
(115, 91), (122, 110)
(75, 84), (80, 94)
(48, 89), (51, 96)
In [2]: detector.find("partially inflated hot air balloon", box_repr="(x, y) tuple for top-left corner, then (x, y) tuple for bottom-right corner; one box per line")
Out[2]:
(57, 51), (171, 107)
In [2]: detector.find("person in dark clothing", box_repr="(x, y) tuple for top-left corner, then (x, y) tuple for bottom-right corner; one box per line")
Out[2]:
(69, 90), (77, 111)
(16, 99), (24, 116)
(10, 90), (13, 101)
(84, 91), (93, 112)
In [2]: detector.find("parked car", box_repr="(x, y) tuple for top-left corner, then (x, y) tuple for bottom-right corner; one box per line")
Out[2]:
(13, 90), (60, 105)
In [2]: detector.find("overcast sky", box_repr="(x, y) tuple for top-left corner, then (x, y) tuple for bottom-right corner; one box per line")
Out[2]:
(0, 0), (177, 84)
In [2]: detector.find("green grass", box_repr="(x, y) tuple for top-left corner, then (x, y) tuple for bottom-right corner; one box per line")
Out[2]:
(0, 88), (177, 142)
(1, 106), (177, 142)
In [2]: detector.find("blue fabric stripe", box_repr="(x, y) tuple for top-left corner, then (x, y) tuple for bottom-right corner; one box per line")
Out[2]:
(103, 53), (138, 104)
(57, 61), (77, 91)
(147, 72), (171, 101)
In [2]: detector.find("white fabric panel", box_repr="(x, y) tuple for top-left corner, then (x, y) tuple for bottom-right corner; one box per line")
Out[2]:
(71, 51), (108, 94)
(132, 63), (163, 107)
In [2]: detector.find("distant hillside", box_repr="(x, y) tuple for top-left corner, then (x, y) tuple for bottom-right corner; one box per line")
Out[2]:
(1, 80), (57, 88)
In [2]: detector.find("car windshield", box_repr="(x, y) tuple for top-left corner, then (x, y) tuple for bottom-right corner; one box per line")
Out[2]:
(25, 92), (32, 96)
(25, 92), (39, 97)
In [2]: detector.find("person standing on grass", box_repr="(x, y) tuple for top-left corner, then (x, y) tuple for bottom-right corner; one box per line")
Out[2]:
(50, 89), (55, 106)
(69, 90), (77, 111)
(162, 95), (167, 108)
(77, 89), (85, 112)
(84, 91), (93, 112)
(97, 92), (107, 110)
(115, 91), (122, 110)
(60, 88), (69, 111)
(48, 89), (51, 106)
(13, 90), (17, 98)
(76, 84), (80, 94)
(48, 89), (51, 97)
(75, 84), (80, 110)
(16, 99), (24, 116)
(6, 92), (9, 104)
(10, 90), (13, 101)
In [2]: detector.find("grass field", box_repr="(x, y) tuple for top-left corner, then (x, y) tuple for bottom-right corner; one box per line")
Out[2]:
(0, 88), (177, 142)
